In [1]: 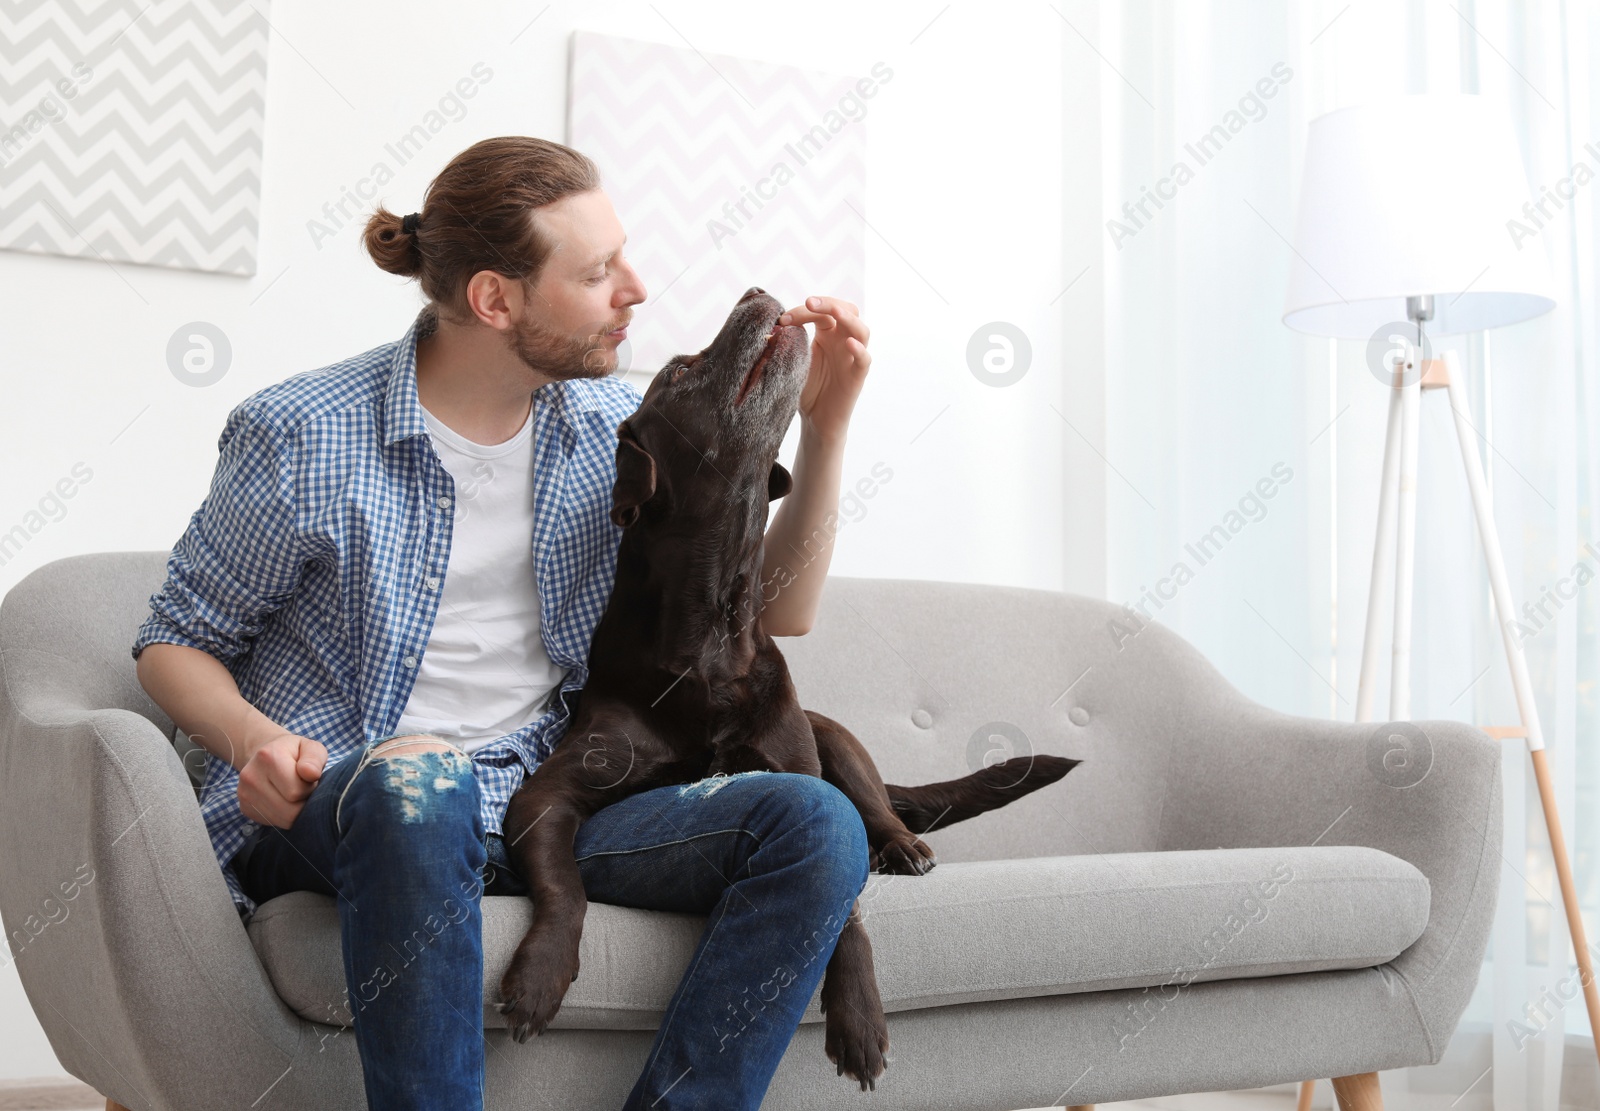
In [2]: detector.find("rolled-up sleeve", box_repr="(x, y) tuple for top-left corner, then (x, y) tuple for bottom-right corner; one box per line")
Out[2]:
(131, 405), (303, 666)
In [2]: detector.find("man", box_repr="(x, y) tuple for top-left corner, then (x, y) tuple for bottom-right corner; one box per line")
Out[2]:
(131, 136), (874, 1110)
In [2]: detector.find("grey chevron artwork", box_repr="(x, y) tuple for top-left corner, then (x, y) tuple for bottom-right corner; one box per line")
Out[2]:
(0, 0), (270, 276)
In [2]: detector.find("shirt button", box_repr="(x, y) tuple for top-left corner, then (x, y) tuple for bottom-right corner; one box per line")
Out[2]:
(438, 495), (453, 510)
(425, 576), (440, 590)
(403, 654), (419, 669)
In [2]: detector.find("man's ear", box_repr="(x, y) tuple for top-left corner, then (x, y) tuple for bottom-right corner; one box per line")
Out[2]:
(611, 420), (658, 528)
(767, 461), (792, 502)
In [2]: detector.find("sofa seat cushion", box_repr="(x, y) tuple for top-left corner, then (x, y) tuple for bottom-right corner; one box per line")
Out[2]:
(246, 843), (1429, 1031)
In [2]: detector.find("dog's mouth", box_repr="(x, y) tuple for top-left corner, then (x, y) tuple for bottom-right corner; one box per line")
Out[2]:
(735, 321), (804, 407)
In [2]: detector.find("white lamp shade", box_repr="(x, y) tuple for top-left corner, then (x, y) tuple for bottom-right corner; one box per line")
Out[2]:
(1282, 93), (1556, 337)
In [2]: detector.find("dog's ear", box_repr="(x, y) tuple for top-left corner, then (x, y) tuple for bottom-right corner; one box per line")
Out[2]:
(767, 461), (792, 501)
(611, 420), (658, 528)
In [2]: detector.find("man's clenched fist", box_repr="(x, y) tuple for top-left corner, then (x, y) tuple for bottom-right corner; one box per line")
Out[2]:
(238, 732), (328, 829)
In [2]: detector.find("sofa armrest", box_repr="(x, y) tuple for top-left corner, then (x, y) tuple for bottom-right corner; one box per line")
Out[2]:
(0, 704), (305, 1107)
(1157, 687), (1502, 1063)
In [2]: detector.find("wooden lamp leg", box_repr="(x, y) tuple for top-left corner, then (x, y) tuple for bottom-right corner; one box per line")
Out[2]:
(1442, 350), (1600, 1066)
(1330, 1072), (1383, 1111)
(1530, 745), (1600, 1023)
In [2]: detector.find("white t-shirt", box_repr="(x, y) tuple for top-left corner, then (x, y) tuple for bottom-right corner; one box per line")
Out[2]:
(393, 397), (566, 755)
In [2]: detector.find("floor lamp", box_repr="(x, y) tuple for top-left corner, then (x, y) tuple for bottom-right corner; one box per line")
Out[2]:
(1279, 93), (1596, 1106)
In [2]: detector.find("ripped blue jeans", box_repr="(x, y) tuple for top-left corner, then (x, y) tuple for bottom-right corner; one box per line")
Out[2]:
(232, 734), (872, 1111)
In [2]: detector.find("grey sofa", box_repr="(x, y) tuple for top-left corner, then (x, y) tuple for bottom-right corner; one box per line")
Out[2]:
(0, 551), (1500, 1110)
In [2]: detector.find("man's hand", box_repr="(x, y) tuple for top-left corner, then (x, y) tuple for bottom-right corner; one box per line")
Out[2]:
(132, 596), (329, 828)
(238, 732), (328, 829)
(777, 295), (871, 444)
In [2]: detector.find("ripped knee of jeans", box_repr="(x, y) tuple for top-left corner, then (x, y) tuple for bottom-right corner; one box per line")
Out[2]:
(676, 768), (770, 800)
(372, 740), (475, 823)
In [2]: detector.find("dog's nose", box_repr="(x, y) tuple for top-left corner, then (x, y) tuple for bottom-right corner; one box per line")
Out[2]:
(740, 286), (765, 303)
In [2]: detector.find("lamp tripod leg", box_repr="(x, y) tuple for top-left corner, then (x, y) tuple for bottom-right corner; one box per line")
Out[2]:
(1441, 348), (1600, 1067)
(1355, 376), (1405, 723)
(1390, 370), (1421, 720)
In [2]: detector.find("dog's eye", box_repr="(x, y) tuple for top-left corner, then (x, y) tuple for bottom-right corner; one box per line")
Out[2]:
(671, 365), (687, 383)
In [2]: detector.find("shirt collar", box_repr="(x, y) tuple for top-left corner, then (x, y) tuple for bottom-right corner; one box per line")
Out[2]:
(382, 305), (613, 447)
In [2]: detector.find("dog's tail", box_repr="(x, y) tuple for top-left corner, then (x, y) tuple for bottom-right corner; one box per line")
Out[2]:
(884, 754), (1081, 834)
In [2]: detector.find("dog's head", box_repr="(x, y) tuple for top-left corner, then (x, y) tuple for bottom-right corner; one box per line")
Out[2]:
(610, 287), (809, 533)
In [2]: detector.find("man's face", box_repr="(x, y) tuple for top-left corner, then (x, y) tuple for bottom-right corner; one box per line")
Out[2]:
(508, 188), (647, 380)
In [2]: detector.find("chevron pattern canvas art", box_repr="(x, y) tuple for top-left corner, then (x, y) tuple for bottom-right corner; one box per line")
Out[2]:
(567, 30), (871, 379)
(0, 0), (270, 276)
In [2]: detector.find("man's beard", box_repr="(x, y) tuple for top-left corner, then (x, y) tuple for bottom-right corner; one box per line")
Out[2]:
(506, 312), (621, 380)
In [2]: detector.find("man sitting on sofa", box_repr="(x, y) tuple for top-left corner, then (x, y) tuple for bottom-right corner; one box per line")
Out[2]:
(130, 134), (874, 1111)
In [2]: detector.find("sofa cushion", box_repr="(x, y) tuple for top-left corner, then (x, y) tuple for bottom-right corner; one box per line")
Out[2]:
(246, 843), (1429, 1031)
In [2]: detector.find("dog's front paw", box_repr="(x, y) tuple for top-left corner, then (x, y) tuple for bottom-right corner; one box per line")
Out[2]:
(821, 984), (890, 1090)
(497, 925), (580, 1043)
(874, 830), (936, 876)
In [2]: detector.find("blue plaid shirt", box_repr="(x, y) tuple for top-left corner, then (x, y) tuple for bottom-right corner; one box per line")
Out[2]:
(130, 307), (645, 922)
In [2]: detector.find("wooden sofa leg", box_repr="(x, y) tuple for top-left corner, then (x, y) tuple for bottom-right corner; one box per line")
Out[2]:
(106, 1100), (134, 1111)
(1330, 1072), (1383, 1111)
(1066, 1078), (1375, 1111)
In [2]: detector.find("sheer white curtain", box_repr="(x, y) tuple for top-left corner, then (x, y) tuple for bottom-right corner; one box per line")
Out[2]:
(1094, 1), (1599, 1107)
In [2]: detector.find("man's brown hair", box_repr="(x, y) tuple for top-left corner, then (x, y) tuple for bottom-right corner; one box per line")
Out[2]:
(363, 136), (603, 322)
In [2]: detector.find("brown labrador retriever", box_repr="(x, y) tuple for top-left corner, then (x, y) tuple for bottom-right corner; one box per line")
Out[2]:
(496, 287), (1080, 1088)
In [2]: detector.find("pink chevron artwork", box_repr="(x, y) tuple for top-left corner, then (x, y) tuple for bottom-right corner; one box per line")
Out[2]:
(567, 30), (871, 382)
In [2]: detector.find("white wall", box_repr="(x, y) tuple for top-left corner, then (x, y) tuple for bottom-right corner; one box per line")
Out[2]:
(0, 0), (1088, 1082)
